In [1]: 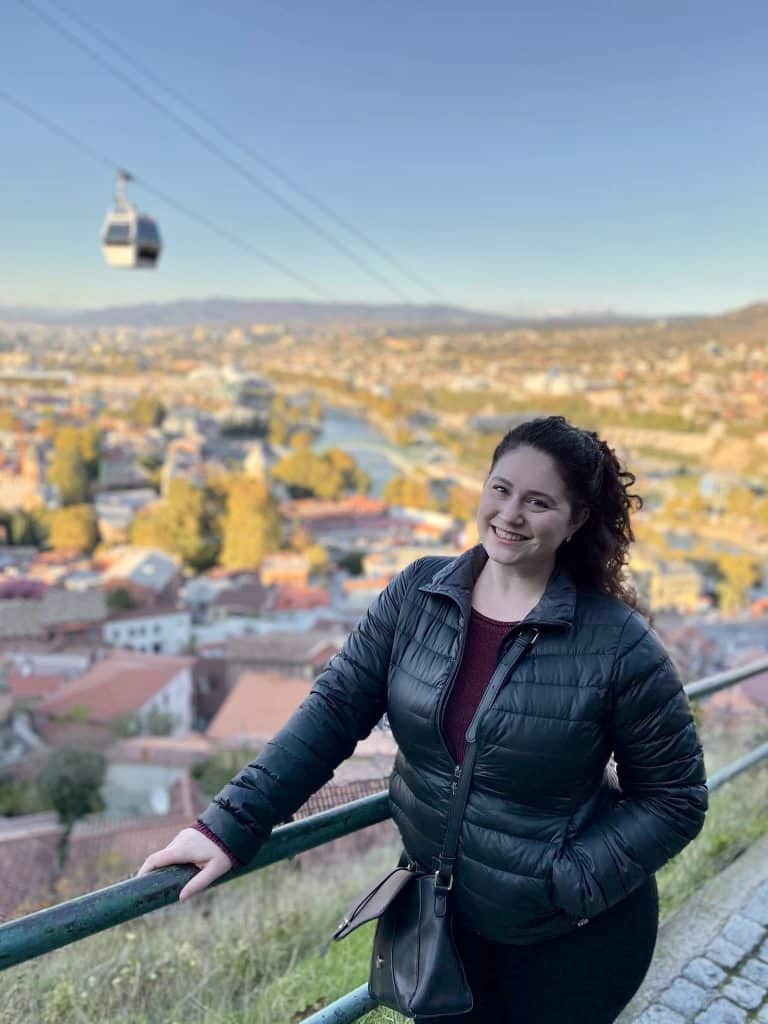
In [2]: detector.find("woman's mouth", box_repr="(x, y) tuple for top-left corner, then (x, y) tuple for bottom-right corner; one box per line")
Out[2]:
(491, 525), (529, 543)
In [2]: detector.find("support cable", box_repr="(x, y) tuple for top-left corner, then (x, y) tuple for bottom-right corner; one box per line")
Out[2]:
(47, 0), (447, 304)
(19, 0), (420, 303)
(0, 87), (337, 301)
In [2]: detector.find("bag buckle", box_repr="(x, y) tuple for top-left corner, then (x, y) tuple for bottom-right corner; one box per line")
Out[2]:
(434, 869), (453, 892)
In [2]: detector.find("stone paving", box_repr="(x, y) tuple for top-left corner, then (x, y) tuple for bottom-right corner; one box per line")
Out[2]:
(633, 881), (768, 1023)
(618, 834), (768, 1024)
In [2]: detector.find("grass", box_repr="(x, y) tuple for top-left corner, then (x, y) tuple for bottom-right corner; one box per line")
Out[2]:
(1, 753), (767, 1024)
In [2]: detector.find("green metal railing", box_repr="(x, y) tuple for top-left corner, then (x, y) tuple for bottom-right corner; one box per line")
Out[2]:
(1, 654), (767, 1024)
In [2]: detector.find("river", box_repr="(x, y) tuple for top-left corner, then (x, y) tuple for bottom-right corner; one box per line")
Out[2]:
(313, 406), (403, 497)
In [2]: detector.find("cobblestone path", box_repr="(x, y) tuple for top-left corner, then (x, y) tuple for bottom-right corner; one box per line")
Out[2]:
(632, 879), (768, 1024)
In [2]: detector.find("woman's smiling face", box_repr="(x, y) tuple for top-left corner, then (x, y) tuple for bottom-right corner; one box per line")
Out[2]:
(476, 445), (587, 573)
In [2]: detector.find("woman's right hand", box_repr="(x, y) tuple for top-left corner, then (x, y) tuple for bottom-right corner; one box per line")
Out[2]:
(136, 827), (233, 901)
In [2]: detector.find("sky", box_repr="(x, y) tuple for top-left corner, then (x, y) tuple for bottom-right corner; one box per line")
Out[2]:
(1, 0), (767, 316)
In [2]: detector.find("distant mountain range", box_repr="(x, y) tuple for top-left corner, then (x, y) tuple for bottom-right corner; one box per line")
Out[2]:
(0, 297), (656, 329)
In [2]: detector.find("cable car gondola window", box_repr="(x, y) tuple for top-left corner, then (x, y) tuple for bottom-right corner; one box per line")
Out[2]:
(137, 219), (160, 245)
(104, 223), (132, 246)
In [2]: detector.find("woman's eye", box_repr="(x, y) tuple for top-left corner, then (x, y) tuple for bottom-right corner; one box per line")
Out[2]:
(529, 498), (548, 508)
(492, 485), (507, 494)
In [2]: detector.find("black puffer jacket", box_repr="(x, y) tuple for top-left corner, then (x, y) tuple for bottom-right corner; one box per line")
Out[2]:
(199, 544), (708, 944)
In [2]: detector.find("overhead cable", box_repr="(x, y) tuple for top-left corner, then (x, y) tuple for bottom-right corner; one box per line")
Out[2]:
(19, 0), (421, 304)
(0, 87), (337, 300)
(47, 0), (446, 303)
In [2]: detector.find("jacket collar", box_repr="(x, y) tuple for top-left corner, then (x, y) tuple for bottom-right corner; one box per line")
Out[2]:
(418, 543), (577, 630)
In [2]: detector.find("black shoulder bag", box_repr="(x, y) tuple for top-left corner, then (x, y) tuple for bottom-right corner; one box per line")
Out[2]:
(328, 626), (540, 1019)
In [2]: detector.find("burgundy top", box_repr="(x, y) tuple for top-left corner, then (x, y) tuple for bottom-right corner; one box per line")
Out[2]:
(442, 607), (520, 764)
(191, 607), (520, 863)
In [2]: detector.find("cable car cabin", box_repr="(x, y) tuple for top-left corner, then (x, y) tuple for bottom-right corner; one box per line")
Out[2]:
(101, 171), (162, 269)
(101, 210), (162, 268)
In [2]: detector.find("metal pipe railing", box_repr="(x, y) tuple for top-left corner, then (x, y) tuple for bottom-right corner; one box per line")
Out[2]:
(0, 654), (766, 1024)
(685, 654), (768, 701)
(0, 790), (390, 971)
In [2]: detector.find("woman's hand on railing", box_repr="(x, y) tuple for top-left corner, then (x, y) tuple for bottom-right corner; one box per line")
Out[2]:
(136, 827), (233, 901)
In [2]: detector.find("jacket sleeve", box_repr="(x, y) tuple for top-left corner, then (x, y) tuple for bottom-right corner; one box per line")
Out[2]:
(551, 611), (709, 919)
(196, 558), (424, 865)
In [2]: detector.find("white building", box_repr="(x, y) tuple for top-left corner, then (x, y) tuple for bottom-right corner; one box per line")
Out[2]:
(103, 609), (192, 655)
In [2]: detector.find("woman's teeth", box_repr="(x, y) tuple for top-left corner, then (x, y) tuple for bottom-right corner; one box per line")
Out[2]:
(493, 526), (528, 541)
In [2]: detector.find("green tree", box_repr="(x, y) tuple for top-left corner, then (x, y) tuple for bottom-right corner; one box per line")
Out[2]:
(50, 504), (99, 553)
(716, 554), (759, 616)
(383, 474), (432, 509)
(78, 424), (102, 478)
(131, 479), (219, 570)
(39, 748), (107, 874)
(219, 477), (282, 570)
(127, 393), (166, 428)
(49, 448), (89, 505)
(192, 747), (260, 798)
(0, 778), (49, 816)
(269, 418), (289, 448)
(9, 508), (48, 546)
(338, 550), (365, 575)
(272, 447), (369, 501)
(106, 587), (136, 612)
(305, 543), (331, 574)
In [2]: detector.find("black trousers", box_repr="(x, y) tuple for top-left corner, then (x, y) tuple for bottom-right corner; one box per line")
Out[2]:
(417, 874), (659, 1024)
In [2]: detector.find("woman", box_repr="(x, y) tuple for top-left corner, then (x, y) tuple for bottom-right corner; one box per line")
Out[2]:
(138, 415), (708, 1023)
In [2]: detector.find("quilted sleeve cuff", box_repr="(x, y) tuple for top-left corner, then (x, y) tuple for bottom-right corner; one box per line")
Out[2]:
(191, 820), (242, 869)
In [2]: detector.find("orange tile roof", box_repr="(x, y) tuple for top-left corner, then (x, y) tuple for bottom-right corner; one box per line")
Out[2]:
(207, 670), (313, 744)
(7, 668), (71, 700)
(269, 584), (331, 611)
(107, 733), (215, 765)
(36, 652), (194, 722)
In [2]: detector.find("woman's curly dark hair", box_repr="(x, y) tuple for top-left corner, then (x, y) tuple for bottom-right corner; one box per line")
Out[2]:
(489, 416), (647, 614)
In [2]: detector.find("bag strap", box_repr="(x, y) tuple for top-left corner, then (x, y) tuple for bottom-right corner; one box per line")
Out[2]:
(434, 626), (540, 911)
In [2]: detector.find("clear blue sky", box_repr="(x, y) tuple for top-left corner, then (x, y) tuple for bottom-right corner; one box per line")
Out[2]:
(2, 0), (766, 315)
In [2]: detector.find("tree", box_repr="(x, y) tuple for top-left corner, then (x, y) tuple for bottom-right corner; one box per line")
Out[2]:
(306, 543), (330, 574)
(131, 479), (219, 570)
(269, 418), (289, 448)
(39, 748), (107, 874)
(716, 554), (759, 617)
(50, 504), (99, 553)
(49, 448), (89, 505)
(192, 747), (261, 798)
(9, 508), (48, 546)
(127, 393), (166, 428)
(383, 474), (432, 509)
(272, 447), (369, 501)
(338, 550), (365, 575)
(106, 587), (136, 612)
(219, 476), (282, 570)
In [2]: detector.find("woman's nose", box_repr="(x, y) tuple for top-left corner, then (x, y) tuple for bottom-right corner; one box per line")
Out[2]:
(499, 500), (526, 524)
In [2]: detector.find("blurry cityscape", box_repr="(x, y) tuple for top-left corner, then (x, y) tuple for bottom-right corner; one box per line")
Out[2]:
(0, 299), (766, 919)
